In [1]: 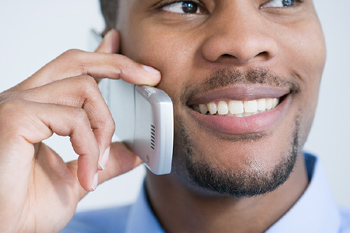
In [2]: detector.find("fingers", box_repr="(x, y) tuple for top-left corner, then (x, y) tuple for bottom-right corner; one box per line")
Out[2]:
(95, 29), (119, 54)
(2, 75), (115, 163)
(0, 28), (157, 194)
(9, 30), (161, 93)
(0, 99), (99, 191)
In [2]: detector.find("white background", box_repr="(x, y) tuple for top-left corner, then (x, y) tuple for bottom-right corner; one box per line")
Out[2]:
(0, 0), (349, 211)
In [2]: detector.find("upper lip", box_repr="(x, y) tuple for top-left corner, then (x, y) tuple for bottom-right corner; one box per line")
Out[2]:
(187, 85), (290, 106)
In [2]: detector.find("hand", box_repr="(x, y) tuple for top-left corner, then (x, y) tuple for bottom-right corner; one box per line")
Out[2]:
(0, 30), (161, 233)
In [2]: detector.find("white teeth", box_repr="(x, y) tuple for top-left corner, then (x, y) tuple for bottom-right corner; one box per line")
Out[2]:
(257, 99), (267, 111)
(229, 100), (244, 114)
(271, 98), (279, 108)
(207, 102), (217, 115)
(243, 100), (258, 113)
(194, 97), (280, 117)
(218, 101), (229, 115)
(266, 98), (273, 110)
(199, 104), (208, 114)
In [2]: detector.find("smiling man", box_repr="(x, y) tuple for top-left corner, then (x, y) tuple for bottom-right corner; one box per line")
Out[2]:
(0, 0), (349, 233)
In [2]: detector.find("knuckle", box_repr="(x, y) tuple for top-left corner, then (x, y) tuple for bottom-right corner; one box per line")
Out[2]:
(90, 111), (115, 132)
(113, 54), (130, 69)
(73, 108), (88, 122)
(61, 49), (87, 73)
(0, 99), (23, 115)
(96, 114), (115, 136)
(106, 114), (116, 133)
(0, 99), (26, 126)
(71, 108), (90, 128)
(75, 75), (99, 96)
(62, 49), (83, 59)
(81, 74), (98, 85)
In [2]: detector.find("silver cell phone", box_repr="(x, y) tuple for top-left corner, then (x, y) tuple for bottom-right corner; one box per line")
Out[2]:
(99, 79), (174, 175)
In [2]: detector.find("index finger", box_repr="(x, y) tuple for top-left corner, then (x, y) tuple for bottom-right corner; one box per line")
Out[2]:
(9, 30), (161, 92)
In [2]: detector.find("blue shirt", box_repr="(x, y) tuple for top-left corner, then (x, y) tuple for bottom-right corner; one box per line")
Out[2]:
(62, 154), (350, 233)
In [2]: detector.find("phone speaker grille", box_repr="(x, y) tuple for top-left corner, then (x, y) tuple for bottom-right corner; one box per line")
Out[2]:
(150, 124), (156, 150)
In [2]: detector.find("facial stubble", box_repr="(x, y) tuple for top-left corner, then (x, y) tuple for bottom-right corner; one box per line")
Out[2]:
(172, 69), (302, 197)
(172, 115), (300, 197)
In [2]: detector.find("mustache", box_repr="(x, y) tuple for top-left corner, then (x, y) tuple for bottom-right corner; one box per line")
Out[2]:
(181, 68), (300, 103)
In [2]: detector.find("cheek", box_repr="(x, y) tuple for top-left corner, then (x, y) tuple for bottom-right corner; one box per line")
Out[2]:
(283, 17), (326, 94)
(279, 18), (326, 142)
(120, 26), (197, 101)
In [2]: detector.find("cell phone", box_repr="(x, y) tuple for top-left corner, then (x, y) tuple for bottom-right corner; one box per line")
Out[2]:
(99, 79), (174, 175)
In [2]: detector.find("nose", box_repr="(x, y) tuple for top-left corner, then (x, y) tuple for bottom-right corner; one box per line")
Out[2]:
(200, 5), (278, 65)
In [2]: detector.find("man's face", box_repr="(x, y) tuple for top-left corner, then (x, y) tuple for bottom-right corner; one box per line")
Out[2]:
(117, 0), (326, 196)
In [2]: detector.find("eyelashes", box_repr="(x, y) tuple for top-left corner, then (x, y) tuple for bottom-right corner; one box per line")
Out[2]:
(261, 0), (304, 9)
(154, 0), (207, 14)
(153, 0), (304, 16)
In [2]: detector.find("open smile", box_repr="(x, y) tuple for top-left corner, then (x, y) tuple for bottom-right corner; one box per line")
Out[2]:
(187, 86), (292, 135)
(192, 97), (281, 117)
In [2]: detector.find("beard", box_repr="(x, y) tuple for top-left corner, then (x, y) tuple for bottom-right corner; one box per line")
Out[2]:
(172, 116), (301, 197)
(171, 68), (302, 198)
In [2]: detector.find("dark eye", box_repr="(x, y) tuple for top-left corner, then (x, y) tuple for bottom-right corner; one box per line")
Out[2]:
(162, 1), (205, 14)
(262, 0), (296, 8)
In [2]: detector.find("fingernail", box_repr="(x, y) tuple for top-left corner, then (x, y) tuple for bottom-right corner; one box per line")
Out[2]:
(104, 29), (114, 40)
(99, 147), (110, 170)
(143, 65), (160, 75)
(91, 173), (98, 191)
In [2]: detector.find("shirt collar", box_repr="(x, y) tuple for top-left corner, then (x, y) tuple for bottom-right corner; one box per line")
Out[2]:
(125, 154), (341, 233)
(266, 154), (341, 233)
(125, 183), (165, 233)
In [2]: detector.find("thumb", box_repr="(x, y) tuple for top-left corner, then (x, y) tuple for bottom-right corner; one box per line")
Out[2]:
(95, 29), (120, 54)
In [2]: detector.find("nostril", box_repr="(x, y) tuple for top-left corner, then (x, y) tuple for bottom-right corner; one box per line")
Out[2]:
(257, 51), (269, 57)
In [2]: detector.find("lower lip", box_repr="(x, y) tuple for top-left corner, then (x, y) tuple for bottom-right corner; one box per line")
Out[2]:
(188, 95), (292, 135)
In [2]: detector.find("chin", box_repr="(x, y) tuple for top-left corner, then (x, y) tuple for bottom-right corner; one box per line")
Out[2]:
(171, 111), (302, 198)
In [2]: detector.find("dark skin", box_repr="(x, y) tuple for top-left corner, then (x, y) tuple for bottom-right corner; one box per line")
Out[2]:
(146, 157), (308, 232)
(116, 0), (325, 232)
(0, 0), (325, 232)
